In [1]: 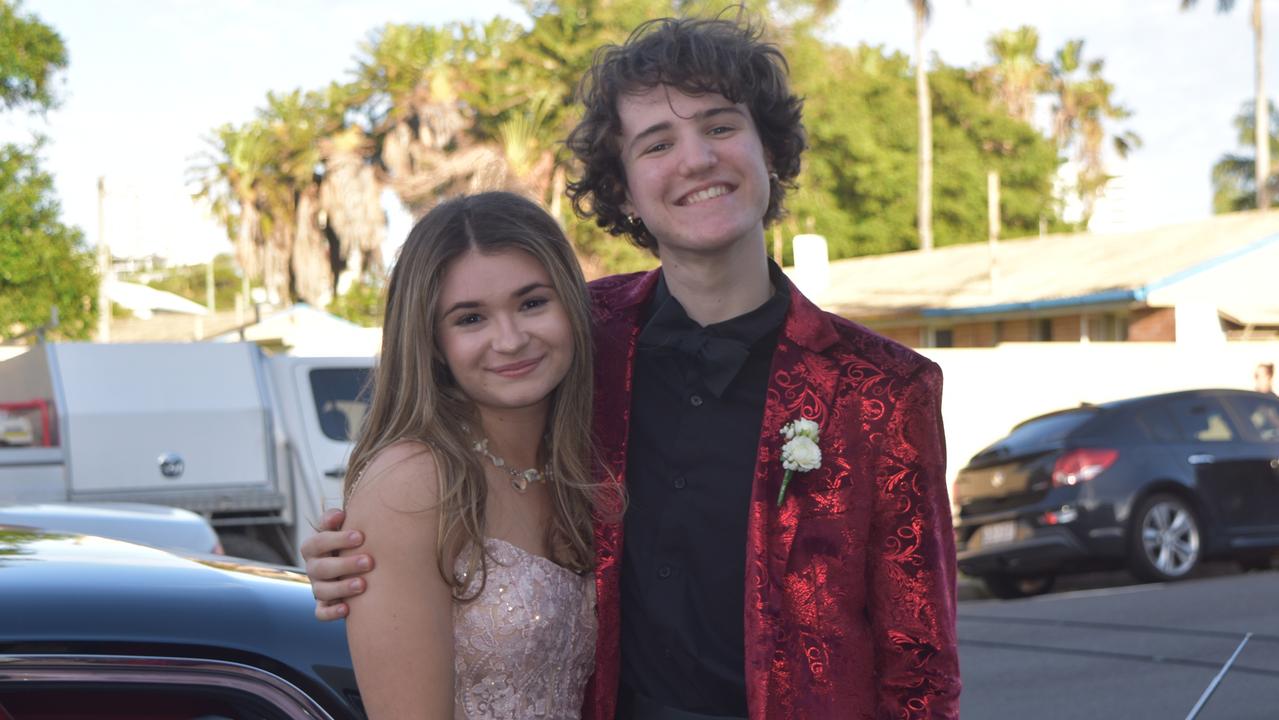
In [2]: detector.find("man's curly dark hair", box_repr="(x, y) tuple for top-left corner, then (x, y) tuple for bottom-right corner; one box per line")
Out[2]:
(564, 13), (806, 254)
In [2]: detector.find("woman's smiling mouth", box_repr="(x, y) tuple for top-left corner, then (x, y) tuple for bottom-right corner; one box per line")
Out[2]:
(490, 357), (544, 378)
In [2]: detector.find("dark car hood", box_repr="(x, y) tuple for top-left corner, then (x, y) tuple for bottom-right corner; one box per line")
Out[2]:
(0, 527), (357, 714)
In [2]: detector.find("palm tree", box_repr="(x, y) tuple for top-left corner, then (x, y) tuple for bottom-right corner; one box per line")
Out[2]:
(1049, 40), (1142, 226)
(980, 26), (1049, 124)
(911, 0), (934, 251)
(1182, 0), (1269, 208)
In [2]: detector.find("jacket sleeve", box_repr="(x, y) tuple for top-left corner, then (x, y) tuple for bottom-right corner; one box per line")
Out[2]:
(868, 361), (961, 718)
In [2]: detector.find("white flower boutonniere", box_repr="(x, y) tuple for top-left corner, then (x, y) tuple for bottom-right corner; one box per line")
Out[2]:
(777, 418), (822, 507)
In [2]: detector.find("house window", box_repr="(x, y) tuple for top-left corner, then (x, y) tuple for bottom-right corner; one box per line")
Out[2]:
(1035, 318), (1053, 341)
(934, 329), (954, 348)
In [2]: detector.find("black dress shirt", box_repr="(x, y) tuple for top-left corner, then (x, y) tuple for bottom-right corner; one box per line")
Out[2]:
(619, 264), (791, 715)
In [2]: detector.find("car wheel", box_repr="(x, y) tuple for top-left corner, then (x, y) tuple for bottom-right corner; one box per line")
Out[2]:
(981, 573), (1057, 600)
(1128, 493), (1201, 582)
(219, 532), (287, 564)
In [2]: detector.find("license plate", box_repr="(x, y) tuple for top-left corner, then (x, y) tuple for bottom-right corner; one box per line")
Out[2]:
(978, 521), (1017, 546)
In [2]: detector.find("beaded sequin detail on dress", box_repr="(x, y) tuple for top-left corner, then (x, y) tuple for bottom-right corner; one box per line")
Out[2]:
(453, 539), (596, 719)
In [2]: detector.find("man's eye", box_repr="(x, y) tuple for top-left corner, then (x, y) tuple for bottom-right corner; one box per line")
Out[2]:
(708, 125), (734, 136)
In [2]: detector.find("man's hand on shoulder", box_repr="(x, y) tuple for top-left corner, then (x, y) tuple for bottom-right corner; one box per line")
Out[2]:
(303, 508), (373, 621)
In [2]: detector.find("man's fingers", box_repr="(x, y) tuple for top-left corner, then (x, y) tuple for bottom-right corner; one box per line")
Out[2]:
(305, 508), (347, 534)
(321, 508), (346, 531)
(301, 529), (365, 560)
(311, 575), (367, 603)
(314, 601), (350, 622)
(305, 554), (372, 585)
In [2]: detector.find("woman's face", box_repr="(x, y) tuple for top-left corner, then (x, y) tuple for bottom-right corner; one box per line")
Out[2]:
(435, 248), (574, 416)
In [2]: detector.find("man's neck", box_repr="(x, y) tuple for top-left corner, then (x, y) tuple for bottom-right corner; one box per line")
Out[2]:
(658, 245), (773, 327)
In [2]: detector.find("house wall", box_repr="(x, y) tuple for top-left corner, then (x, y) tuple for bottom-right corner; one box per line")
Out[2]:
(1128, 307), (1177, 341)
(921, 341), (1279, 491)
(868, 311), (1140, 349)
(999, 319), (1035, 343)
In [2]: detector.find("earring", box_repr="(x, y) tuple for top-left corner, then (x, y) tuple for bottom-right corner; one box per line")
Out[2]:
(627, 213), (641, 226)
(768, 171), (780, 183)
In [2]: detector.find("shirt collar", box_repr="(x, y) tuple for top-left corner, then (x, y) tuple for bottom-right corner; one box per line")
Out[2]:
(637, 261), (791, 396)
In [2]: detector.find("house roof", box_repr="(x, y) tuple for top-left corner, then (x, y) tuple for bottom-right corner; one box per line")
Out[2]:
(792, 210), (1279, 321)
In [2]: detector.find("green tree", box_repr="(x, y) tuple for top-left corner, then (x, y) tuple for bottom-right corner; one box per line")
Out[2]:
(784, 40), (1062, 259)
(0, 1), (96, 340)
(0, 0), (66, 112)
(0, 142), (97, 339)
(1210, 100), (1279, 212)
(1182, 0), (1269, 208)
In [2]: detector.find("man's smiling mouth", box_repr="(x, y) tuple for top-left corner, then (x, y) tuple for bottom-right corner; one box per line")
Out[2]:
(678, 184), (731, 206)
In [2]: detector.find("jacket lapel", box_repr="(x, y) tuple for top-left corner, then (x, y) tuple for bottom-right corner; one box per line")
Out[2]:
(743, 283), (840, 718)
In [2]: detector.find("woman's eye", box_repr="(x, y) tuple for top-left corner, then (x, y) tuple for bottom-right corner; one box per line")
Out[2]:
(708, 125), (734, 136)
(521, 297), (549, 311)
(454, 313), (482, 326)
(643, 142), (670, 155)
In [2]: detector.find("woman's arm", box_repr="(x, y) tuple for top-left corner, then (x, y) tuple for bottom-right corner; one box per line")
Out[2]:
(343, 441), (455, 719)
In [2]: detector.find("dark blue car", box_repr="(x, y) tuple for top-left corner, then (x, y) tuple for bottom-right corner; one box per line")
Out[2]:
(954, 388), (1279, 599)
(0, 527), (362, 719)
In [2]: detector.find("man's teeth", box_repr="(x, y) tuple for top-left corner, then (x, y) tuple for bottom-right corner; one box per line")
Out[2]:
(682, 185), (728, 205)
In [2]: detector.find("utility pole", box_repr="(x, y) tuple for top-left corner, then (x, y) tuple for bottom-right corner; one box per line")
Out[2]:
(987, 170), (1001, 292)
(96, 177), (111, 343)
(206, 258), (216, 312)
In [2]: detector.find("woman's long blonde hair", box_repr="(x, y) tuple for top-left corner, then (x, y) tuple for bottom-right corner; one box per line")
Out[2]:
(344, 192), (598, 595)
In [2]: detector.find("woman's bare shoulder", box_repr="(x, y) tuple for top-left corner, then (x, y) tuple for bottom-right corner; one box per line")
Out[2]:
(347, 439), (441, 515)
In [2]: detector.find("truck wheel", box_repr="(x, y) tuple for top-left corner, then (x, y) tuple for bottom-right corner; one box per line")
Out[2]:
(1128, 493), (1201, 583)
(981, 573), (1056, 600)
(219, 532), (287, 565)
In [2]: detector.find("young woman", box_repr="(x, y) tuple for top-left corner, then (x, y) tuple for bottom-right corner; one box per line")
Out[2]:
(340, 191), (600, 719)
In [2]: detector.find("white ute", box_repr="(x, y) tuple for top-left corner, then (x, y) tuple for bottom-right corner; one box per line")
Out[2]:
(0, 342), (373, 564)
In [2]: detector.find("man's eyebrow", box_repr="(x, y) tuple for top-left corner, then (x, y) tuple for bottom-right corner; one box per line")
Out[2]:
(625, 105), (746, 155)
(440, 283), (553, 317)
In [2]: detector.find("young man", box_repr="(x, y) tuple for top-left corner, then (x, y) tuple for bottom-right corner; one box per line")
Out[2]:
(303, 15), (960, 719)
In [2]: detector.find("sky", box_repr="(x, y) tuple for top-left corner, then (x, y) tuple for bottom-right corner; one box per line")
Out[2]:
(4, 0), (1273, 263)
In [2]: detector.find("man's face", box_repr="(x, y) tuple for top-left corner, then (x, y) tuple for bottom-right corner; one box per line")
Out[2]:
(615, 85), (772, 260)
(1256, 366), (1274, 394)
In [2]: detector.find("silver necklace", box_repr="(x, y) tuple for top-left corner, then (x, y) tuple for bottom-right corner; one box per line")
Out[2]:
(470, 437), (551, 493)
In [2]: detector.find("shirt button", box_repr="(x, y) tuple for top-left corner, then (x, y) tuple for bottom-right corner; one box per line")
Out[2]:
(689, 394), (704, 407)
(658, 565), (672, 579)
(673, 476), (687, 490)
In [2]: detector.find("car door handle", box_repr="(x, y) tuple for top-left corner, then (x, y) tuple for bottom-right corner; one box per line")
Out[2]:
(1188, 454), (1215, 465)
(324, 466), (347, 478)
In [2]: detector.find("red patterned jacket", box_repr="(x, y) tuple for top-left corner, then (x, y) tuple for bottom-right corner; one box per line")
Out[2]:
(581, 269), (961, 720)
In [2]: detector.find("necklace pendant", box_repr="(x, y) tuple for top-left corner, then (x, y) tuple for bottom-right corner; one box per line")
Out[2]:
(511, 473), (530, 493)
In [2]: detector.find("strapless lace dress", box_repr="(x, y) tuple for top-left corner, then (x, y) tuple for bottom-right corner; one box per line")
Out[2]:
(453, 538), (596, 719)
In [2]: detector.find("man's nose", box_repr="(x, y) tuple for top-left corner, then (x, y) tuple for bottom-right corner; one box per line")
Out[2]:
(678, 136), (717, 175)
